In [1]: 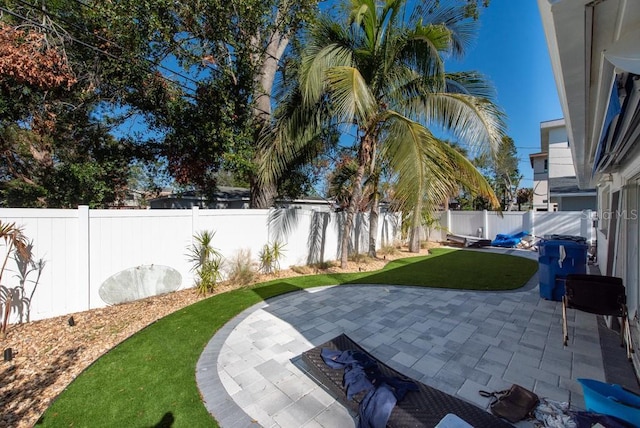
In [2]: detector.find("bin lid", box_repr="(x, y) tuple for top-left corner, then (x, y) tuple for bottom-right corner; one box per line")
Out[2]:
(543, 234), (587, 243)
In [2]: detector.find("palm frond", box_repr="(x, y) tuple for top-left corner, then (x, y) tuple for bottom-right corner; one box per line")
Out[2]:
(325, 66), (378, 124)
(413, 91), (505, 156)
(445, 71), (496, 99)
(438, 142), (500, 210)
(398, 23), (450, 78)
(379, 113), (455, 213)
(411, 0), (478, 58)
(300, 42), (354, 103)
(258, 89), (332, 186)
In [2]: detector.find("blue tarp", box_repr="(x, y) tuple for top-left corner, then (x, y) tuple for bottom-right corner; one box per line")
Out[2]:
(491, 231), (529, 248)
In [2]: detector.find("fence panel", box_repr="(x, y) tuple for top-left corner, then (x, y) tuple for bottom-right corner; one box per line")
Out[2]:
(448, 211), (484, 236)
(199, 209), (271, 271)
(486, 212), (527, 238)
(441, 210), (594, 243)
(88, 209), (196, 311)
(532, 211), (585, 238)
(0, 209), (82, 322)
(1, 206), (404, 322)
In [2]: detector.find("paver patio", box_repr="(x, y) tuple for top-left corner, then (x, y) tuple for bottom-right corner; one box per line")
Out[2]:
(196, 249), (630, 427)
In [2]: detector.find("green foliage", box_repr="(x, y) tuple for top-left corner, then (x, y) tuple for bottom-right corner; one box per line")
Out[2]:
(258, 241), (286, 274)
(0, 2), (151, 208)
(471, 135), (522, 210)
(517, 187), (533, 210)
(86, 0), (324, 206)
(226, 249), (257, 286)
(289, 0), (504, 261)
(187, 231), (223, 295)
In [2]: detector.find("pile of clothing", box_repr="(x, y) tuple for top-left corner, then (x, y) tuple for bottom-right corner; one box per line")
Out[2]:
(321, 348), (418, 428)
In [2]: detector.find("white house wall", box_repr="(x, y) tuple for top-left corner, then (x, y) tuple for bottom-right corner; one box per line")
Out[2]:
(532, 156), (549, 210)
(547, 125), (567, 145)
(549, 142), (577, 178)
(596, 151), (640, 317)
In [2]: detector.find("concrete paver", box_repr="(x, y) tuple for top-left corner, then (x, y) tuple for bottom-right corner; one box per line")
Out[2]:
(196, 249), (619, 427)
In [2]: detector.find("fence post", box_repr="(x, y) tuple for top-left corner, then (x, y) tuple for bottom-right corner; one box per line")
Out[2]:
(525, 210), (535, 237)
(483, 210), (489, 239)
(581, 210), (592, 242)
(443, 209), (451, 238)
(191, 206), (200, 236)
(78, 205), (90, 310)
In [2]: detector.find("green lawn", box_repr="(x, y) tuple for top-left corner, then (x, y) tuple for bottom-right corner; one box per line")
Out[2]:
(37, 248), (536, 427)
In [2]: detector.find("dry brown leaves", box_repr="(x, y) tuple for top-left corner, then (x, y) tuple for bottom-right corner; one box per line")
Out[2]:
(0, 23), (76, 90)
(0, 247), (432, 427)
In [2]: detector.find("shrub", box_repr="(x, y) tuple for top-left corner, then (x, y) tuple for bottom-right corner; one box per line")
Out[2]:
(186, 231), (223, 295)
(310, 261), (335, 270)
(378, 245), (399, 256)
(349, 253), (370, 263)
(226, 249), (257, 286)
(259, 241), (286, 275)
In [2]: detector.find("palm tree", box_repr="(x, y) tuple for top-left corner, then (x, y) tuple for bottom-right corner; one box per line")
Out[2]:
(265, 0), (504, 267)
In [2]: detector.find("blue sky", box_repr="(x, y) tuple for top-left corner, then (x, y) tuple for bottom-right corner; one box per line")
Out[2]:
(447, 0), (563, 188)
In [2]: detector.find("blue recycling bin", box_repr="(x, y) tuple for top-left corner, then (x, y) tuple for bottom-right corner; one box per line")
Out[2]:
(538, 237), (588, 301)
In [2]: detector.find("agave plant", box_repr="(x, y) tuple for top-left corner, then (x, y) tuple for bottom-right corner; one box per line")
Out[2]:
(186, 231), (223, 295)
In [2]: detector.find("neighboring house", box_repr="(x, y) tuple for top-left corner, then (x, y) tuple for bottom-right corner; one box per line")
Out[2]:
(149, 187), (334, 211)
(108, 189), (149, 209)
(529, 119), (597, 211)
(538, 0), (640, 372)
(149, 187), (251, 209)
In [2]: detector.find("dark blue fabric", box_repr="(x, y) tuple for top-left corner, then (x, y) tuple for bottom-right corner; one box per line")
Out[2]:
(358, 384), (397, 428)
(321, 348), (418, 427)
(321, 349), (376, 399)
(343, 364), (373, 399)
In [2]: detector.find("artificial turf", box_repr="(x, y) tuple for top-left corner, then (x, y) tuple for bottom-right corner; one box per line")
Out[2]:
(36, 248), (537, 427)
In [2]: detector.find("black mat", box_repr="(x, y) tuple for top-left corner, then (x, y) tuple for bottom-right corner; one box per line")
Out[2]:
(301, 333), (513, 428)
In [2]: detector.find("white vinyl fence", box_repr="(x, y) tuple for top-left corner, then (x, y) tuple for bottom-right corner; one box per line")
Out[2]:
(428, 210), (596, 244)
(0, 207), (401, 323)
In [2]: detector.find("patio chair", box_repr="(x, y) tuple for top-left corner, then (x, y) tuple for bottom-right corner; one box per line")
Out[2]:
(562, 274), (634, 360)
(301, 333), (512, 427)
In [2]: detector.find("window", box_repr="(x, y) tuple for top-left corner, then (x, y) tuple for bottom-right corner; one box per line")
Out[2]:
(543, 159), (548, 172)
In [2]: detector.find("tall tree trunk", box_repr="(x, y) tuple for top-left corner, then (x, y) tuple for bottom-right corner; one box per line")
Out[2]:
(341, 134), (374, 267)
(408, 200), (423, 253)
(368, 187), (380, 258)
(249, 21), (289, 209)
(367, 143), (379, 257)
(341, 162), (365, 268)
(250, 175), (277, 209)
